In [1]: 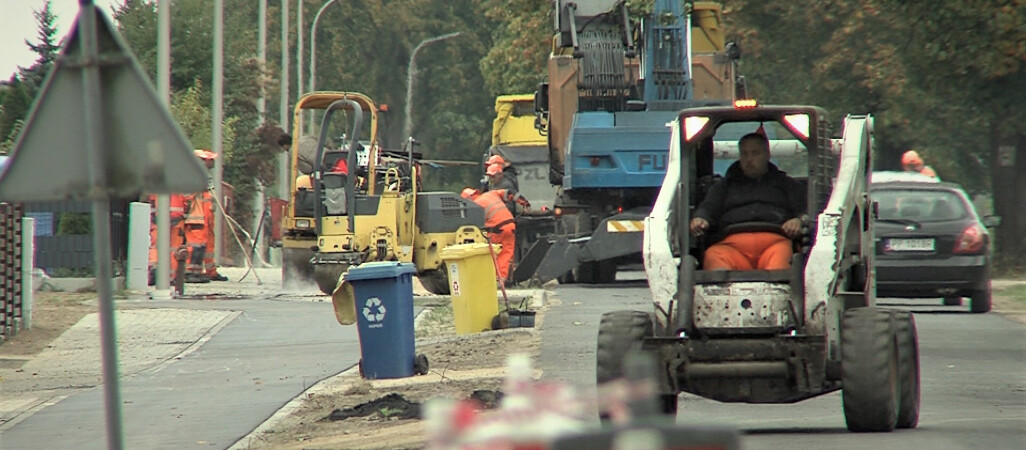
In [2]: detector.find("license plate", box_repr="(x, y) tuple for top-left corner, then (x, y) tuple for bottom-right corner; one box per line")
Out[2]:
(887, 238), (935, 252)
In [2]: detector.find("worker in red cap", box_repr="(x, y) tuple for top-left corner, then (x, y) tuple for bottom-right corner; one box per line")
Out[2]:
(901, 150), (937, 178)
(689, 133), (806, 270)
(183, 150), (228, 282)
(486, 154), (520, 192)
(461, 186), (530, 283)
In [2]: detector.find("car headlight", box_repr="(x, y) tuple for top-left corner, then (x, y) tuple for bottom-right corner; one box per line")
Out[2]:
(296, 219), (311, 229)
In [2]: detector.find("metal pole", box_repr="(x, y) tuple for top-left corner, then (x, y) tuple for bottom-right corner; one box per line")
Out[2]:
(296, 0), (304, 102)
(155, 0), (172, 297)
(20, 217), (34, 330)
(78, 1), (124, 448)
(254, 0), (268, 264)
(213, 0), (225, 264)
(258, 0), (267, 119)
(403, 32), (460, 140)
(279, 0), (290, 201)
(127, 202), (151, 291)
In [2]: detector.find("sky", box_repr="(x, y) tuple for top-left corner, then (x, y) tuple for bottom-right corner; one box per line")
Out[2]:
(0, 0), (117, 79)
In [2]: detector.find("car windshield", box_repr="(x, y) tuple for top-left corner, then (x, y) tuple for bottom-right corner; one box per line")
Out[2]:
(874, 189), (966, 222)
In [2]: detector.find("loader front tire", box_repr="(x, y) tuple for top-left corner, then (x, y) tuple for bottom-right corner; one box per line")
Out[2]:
(596, 311), (676, 418)
(841, 307), (899, 432)
(893, 310), (921, 429)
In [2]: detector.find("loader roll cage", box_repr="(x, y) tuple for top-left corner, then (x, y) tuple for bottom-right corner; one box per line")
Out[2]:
(671, 105), (837, 336)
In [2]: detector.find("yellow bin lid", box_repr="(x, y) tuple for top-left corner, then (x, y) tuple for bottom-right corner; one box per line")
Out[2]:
(439, 242), (494, 260)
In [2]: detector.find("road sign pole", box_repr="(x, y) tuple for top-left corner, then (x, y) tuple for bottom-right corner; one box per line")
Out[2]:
(78, 3), (125, 449)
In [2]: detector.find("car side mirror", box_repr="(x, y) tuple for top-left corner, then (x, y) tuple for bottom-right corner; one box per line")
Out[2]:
(982, 215), (1001, 228)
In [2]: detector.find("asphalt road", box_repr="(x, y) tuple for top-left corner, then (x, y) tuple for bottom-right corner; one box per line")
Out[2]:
(538, 272), (1026, 450)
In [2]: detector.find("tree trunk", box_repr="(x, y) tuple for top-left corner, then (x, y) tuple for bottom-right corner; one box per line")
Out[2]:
(990, 131), (1026, 269)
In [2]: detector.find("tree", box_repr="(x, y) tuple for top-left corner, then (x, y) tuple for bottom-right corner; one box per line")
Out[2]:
(0, 0), (61, 148)
(723, 0), (1026, 268)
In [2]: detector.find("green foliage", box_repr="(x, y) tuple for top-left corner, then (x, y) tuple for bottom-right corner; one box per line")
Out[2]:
(56, 213), (91, 235)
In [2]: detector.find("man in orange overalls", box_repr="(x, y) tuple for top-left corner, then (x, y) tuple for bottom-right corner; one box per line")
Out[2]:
(461, 187), (530, 283)
(147, 193), (187, 285)
(689, 132), (806, 270)
(183, 150), (228, 282)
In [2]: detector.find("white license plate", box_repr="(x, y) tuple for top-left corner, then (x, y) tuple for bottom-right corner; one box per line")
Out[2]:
(887, 238), (935, 251)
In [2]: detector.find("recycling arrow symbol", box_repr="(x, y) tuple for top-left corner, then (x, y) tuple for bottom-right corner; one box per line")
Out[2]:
(363, 297), (387, 322)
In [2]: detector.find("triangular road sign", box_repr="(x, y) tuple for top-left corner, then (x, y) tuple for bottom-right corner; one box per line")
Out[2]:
(0, 5), (207, 202)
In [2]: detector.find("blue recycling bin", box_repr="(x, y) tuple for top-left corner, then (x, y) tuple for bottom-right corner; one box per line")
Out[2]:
(345, 261), (418, 379)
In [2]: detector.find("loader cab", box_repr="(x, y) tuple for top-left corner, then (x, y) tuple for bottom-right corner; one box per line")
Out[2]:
(678, 104), (834, 273)
(670, 104), (838, 339)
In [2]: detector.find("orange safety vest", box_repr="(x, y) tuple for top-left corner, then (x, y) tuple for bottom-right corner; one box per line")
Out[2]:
(474, 190), (514, 232)
(148, 194), (187, 222)
(184, 191), (211, 226)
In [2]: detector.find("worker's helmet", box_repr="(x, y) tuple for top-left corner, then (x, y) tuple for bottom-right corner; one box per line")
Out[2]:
(486, 163), (503, 176)
(460, 188), (479, 199)
(194, 149), (217, 160)
(902, 150), (922, 167)
(486, 154), (506, 167)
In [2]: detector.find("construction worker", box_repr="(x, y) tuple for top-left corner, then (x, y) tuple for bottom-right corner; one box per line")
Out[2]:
(147, 193), (187, 285)
(461, 187), (530, 283)
(689, 132), (806, 270)
(486, 154), (519, 191)
(901, 150), (938, 178)
(184, 150), (228, 282)
(485, 163), (520, 214)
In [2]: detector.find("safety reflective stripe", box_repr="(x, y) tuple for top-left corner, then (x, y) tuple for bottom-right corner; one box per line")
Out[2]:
(477, 191), (513, 228)
(606, 220), (644, 232)
(184, 194), (207, 225)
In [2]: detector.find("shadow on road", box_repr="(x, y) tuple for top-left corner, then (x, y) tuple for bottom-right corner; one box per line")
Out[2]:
(743, 426), (850, 435)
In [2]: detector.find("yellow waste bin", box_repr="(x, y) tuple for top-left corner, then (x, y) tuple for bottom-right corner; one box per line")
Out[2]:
(439, 242), (500, 335)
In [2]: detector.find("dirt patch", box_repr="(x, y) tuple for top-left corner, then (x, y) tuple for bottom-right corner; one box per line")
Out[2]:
(994, 286), (1026, 325)
(0, 292), (96, 357)
(236, 328), (539, 450)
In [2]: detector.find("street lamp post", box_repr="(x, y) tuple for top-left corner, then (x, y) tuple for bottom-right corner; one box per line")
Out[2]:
(403, 32), (461, 140)
(309, 0), (341, 94)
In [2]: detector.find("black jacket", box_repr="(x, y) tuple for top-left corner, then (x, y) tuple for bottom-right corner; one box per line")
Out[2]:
(693, 162), (805, 240)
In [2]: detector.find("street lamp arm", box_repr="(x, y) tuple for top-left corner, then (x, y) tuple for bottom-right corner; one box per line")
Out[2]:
(403, 31), (461, 140)
(309, 0), (342, 94)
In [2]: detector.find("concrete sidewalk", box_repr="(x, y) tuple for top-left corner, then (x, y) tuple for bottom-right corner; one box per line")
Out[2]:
(1, 265), (549, 449)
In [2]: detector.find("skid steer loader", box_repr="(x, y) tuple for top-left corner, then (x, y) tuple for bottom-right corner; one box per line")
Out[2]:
(597, 102), (921, 431)
(280, 92), (488, 294)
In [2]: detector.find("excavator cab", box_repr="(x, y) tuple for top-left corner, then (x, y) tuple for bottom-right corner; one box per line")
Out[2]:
(597, 102), (921, 432)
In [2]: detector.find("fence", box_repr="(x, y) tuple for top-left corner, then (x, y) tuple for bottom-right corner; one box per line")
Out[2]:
(1, 202), (24, 342)
(22, 200), (130, 275)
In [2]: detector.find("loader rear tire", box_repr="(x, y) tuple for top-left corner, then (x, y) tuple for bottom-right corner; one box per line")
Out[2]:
(841, 307), (899, 432)
(893, 310), (921, 429)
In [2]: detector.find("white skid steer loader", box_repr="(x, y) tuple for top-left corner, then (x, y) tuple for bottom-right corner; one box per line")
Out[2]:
(596, 102), (921, 432)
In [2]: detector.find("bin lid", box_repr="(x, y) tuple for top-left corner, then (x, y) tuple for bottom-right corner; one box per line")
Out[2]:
(439, 242), (494, 260)
(343, 261), (416, 281)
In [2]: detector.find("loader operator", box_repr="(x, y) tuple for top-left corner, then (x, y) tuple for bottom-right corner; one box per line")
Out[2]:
(689, 132), (806, 270)
(461, 187), (530, 284)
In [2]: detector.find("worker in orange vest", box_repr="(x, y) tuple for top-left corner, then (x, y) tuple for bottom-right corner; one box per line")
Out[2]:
(184, 150), (228, 282)
(901, 150), (938, 178)
(147, 193), (187, 285)
(461, 187), (530, 283)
